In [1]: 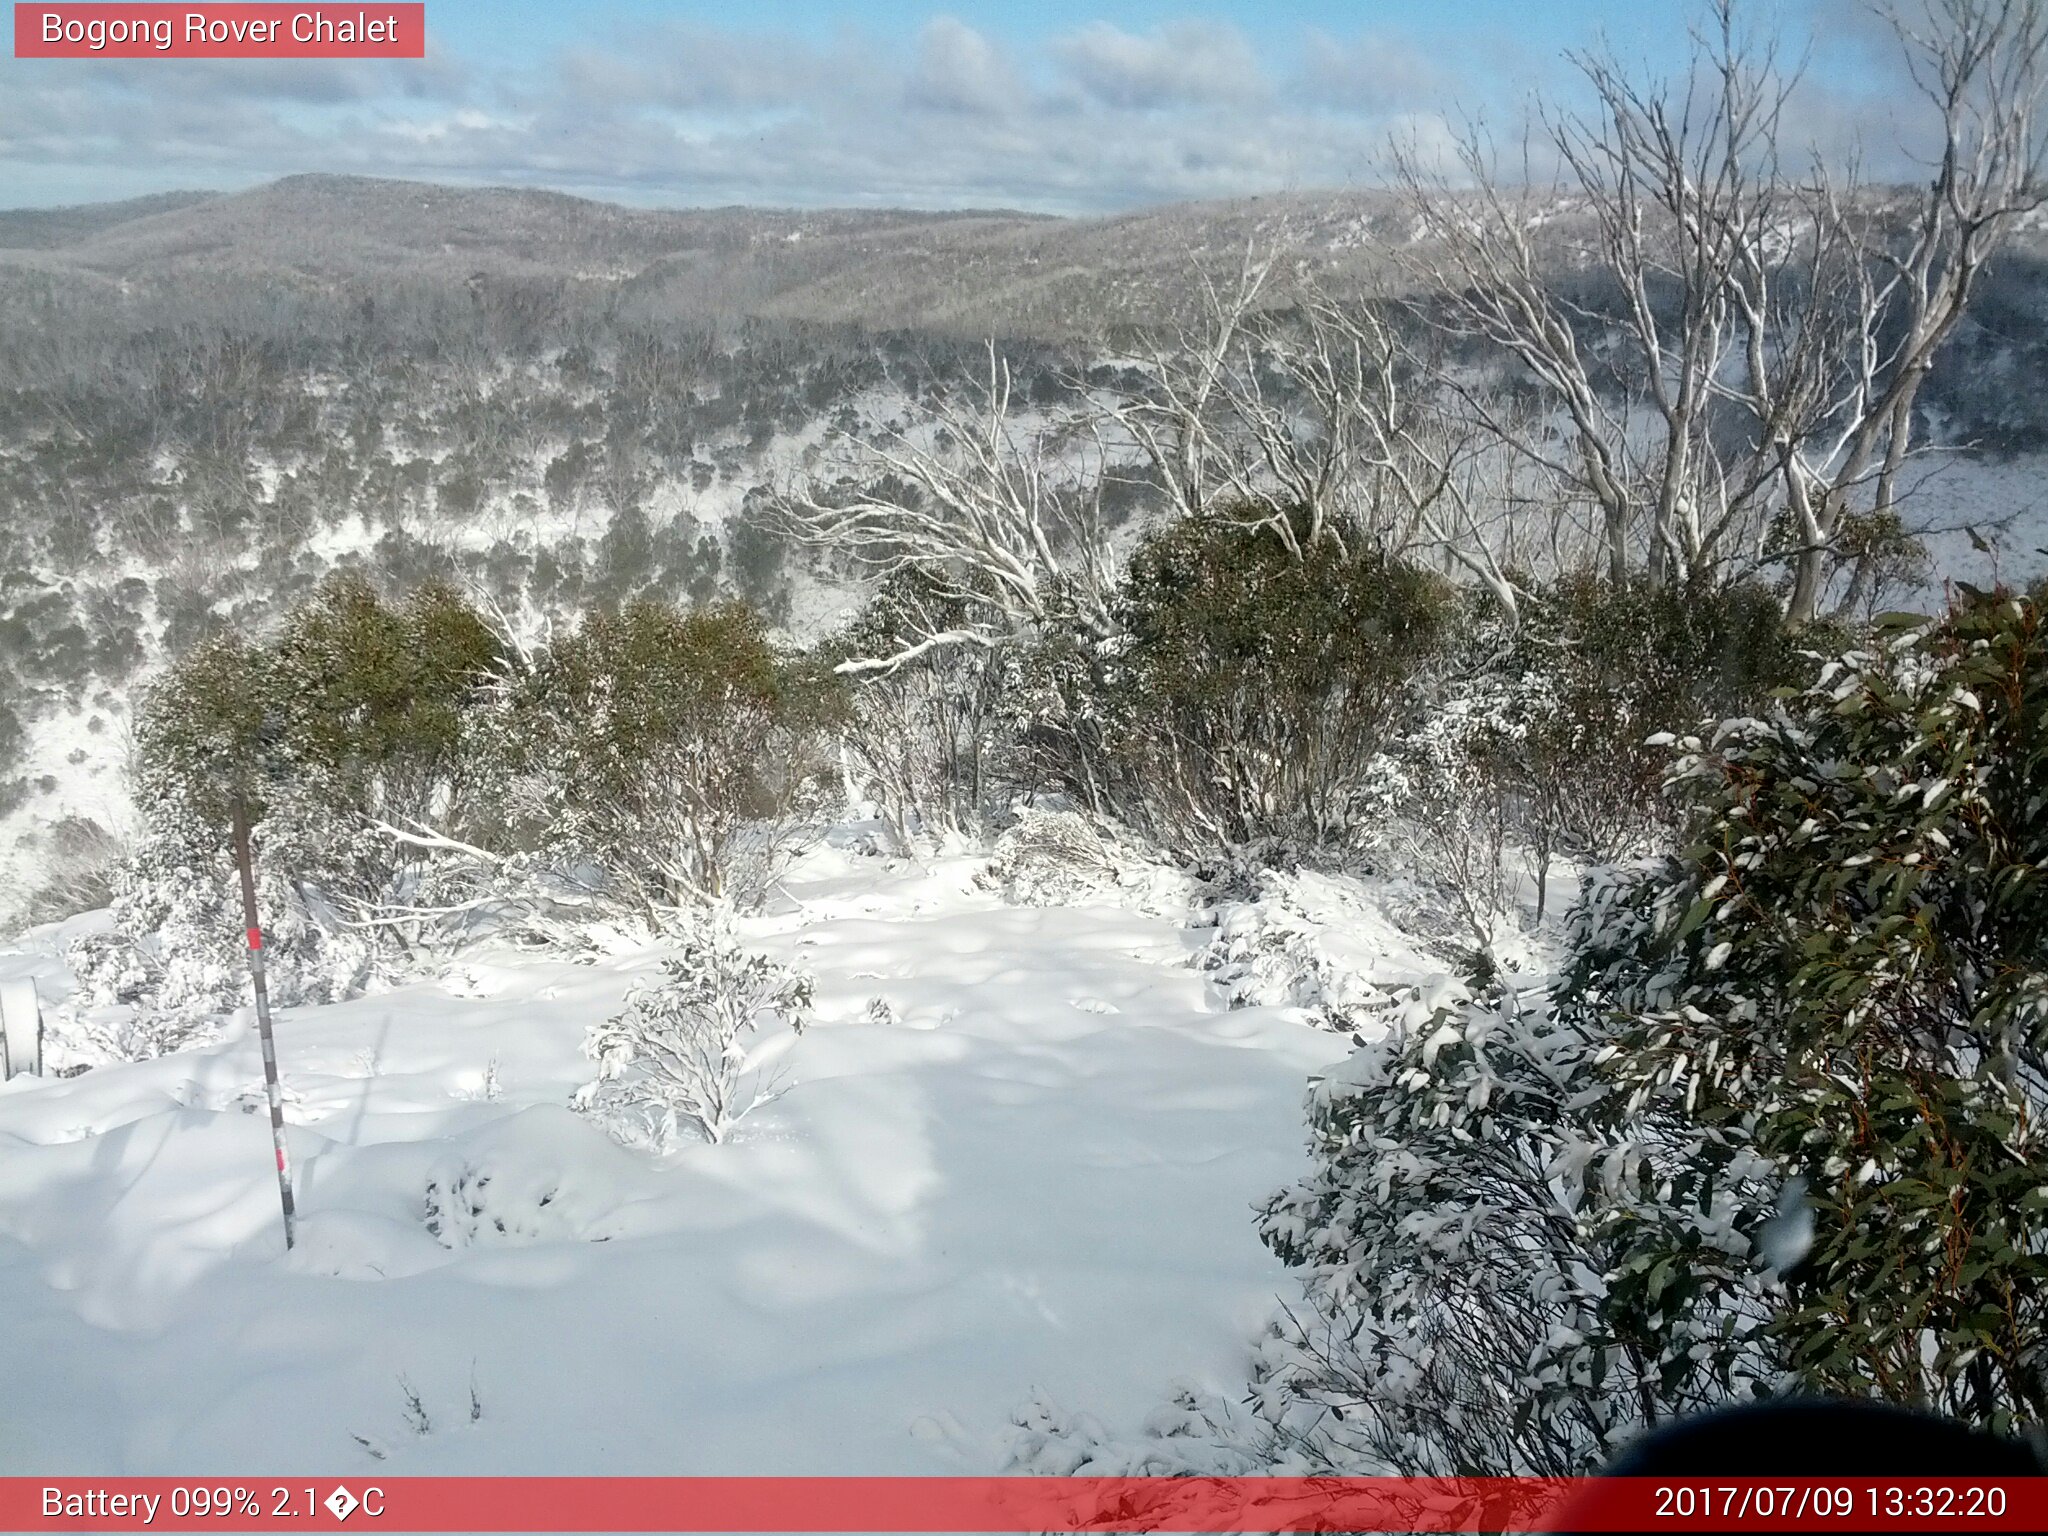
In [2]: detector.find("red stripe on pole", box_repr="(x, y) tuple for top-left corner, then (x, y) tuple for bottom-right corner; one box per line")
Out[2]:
(246, 926), (262, 950)
(275, 1147), (286, 1171)
(2, 1477), (2044, 1532)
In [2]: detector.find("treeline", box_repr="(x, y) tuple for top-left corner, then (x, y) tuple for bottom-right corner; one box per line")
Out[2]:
(83, 515), (1843, 1026)
(0, 277), (1085, 578)
(0, 276), (1101, 801)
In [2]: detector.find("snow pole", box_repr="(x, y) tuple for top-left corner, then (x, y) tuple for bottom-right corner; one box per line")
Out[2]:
(231, 796), (297, 1251)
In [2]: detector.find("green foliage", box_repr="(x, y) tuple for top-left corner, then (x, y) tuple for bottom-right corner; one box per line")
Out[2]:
(133, 630), (286, 829)
(1100, 513), (1453, 849)
(593, 506), (655, 603)
(1529, 573), (1828, 744)
(1566, 590), (2048, 1433)
(1255, 591), (2048, 1477)
(727, 496), (794, 621)
(1465, 576), (1834, 868)
(136, 572), (503, 849)
(494, 598), (839, 902)
(1256, 978), (1762, 1475)
(271, 571), (503, 824)
(0, 701), (24, 775)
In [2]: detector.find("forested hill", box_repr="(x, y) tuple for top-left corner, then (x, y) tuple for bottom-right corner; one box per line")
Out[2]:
(1, 172), (1362, 337)
(4, 173), (2048, 933)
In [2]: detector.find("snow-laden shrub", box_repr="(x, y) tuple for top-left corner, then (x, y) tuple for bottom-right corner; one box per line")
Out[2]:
(1249, 591), (2048, 1476)
(20, 815), (123, 926)
(1359, 672), (1532, 950)
(1361, 577), (1828, 953)
(67, 800), (375, 1060)
(1192, 892), (1334, 1011)
(135, 576), (502, 869)
(73, 575), (496, 1051)
(423, 1164), (558, 1248)
(1254, 980), (1779, 1475)
(1564, 592), (2048, 1435)
(1088, 515), (1452, 854)
(973, 804), (1190, 915)
(976, 807), (1121, 905)
(575, 918), (813, 1150)
(1188, 867), (1471, 1036)
(1003, 1385), (1275, 1477)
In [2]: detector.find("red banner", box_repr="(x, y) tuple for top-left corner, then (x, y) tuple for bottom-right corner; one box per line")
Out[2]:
(2, 1476), (2045, 1532)
(13, 5), (424, 58)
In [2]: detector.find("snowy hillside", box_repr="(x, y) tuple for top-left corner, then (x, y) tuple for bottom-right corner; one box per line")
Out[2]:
(0, 834), (1366, 1475)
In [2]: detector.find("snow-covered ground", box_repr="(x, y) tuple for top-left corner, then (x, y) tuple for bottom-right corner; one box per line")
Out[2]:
(0, 837), (1359, 1475)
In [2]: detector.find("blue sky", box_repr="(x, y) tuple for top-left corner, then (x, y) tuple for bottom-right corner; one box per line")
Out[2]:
(432, 1), (1699, 66)
(0, 0), (1914, 212)
(428, 0), (1698, 69)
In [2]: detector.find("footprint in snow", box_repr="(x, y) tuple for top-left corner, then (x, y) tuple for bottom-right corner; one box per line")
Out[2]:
(1069, 997), (1119, 1015)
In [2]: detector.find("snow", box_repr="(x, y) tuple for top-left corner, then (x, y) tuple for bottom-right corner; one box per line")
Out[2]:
(0, 839), (1352, 1475)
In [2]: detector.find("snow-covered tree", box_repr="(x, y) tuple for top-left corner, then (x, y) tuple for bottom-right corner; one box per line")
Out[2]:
(482, 599), (837, 908)
(786, 346), (1117, 675)
(1392, 0), (2046, 622)
(825, 569), (1014, 853)
(1254, 588), (2048, 1480)
(1566, 589), (2048, 1433)
(575, 918), (813, 1149)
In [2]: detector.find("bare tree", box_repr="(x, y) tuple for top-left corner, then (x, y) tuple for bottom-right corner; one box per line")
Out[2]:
(783, 345), (1117, 674)
(1101, 254), (1535, 615)
(1778, 0), (2046, 623)
(1392, 0), (2044, 624)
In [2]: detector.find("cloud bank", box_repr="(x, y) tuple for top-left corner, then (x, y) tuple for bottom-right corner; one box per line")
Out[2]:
(0, 8), (1925, 213)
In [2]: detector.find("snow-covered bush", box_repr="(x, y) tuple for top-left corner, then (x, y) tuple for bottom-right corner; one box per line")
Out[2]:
(19, 814), (123, 925)
(575, 918), (813, 1149)
(1250, 590), (2048, 1476)
(1088, 515), (1451, 854)
(1360, 577), (1826, 954)
(1003, 1385), (1275, 1477)
(976, 807), (1122, 905)
(134, 576), (502, 876)
(1362, 708), (1521, 955)
(1565, 592), (2048, 1435)
(70, 575), (501, 1053)
(67, 798), (375, 1060)
(1254, 979), (1777, 1475)
(1189, 866), (1470, 1035)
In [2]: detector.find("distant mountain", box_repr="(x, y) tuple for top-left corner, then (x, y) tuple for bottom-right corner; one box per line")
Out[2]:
(15, 172), (2048, 344)
(0, 190), (217, 250)
(0, 173), (1418, 337)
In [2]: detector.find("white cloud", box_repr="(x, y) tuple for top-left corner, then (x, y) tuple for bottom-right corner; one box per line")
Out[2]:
(0, 3), (1937, 216)
(904, 18), (1022, 116)
(1051, 21), (1265, 110)
(1298, 28), (1442, 112)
